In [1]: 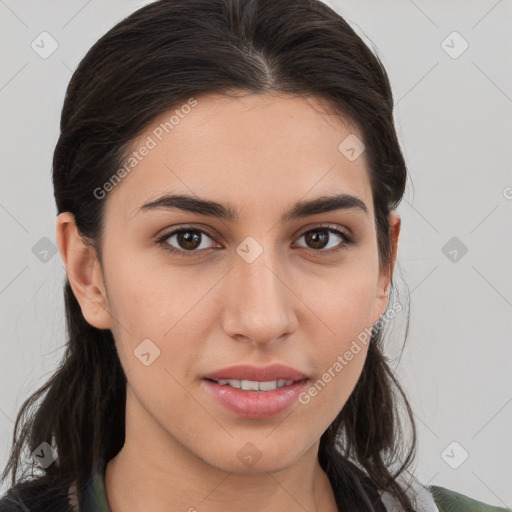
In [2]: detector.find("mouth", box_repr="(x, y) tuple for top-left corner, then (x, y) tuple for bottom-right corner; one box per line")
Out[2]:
(204, 377), (307, 391)
(201, 364), (310, 419)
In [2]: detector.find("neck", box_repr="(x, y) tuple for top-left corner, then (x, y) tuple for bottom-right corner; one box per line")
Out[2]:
(106, 451), (336, 512)
(104, 391), (337, 512)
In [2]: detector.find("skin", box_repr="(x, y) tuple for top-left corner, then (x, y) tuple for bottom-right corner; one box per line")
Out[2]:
(56, 91), (400, 512)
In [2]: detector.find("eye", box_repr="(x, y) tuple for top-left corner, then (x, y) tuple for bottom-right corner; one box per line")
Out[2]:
(157, 227), (218, 257)
(295, 225), (353, 253)
(156, 224), (354, 258)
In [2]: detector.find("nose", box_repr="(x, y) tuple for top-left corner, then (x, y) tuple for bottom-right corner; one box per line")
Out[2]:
(221, 247), (298, 347)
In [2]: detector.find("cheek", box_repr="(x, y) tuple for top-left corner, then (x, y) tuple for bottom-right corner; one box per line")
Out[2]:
(295, 263), (378, 417)
(302, 257), (381, 332)
(105, 248), (207, 333)
(296, 305), (372, 433)
(104, 259), (214, 420)
(104, 252), (221, 379)
(298, 345), (368, 428)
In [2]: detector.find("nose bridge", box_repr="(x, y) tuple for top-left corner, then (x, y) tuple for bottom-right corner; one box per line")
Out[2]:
(222, 240), (297, 343)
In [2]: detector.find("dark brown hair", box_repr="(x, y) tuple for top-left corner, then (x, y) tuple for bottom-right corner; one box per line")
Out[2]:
(1, 1), (416, 510)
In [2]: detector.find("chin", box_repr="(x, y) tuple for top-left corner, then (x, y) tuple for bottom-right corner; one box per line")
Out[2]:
(200, 439), (309, 475)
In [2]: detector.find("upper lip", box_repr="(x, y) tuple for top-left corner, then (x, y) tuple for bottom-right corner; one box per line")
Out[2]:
(203, 364), (308, 382)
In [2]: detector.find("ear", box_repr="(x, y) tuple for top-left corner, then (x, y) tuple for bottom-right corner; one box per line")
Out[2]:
(56, 212), (112, 330)
(372, 211), (400, 324)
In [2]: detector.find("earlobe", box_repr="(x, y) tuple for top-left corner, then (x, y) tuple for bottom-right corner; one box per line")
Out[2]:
(56, 212), (112, 330)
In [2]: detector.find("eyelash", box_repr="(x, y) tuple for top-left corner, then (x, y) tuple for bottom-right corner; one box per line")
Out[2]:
(156, 224), (354, 258)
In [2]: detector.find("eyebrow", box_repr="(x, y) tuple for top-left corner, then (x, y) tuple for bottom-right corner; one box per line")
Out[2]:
(136, 193), (368, 221)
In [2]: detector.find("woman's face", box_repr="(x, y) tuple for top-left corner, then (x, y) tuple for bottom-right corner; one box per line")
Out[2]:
(69, 92), (397, 473)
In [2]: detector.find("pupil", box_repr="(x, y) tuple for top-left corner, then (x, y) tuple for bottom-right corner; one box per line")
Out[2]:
(307, 230), (328, 249)
(179, 231), (200, 250)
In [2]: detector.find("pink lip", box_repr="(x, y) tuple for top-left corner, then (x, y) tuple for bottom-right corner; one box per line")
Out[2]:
(202, 364), (309, 419)
(202, 379), (308, 419)
(203, 364), (308, 382)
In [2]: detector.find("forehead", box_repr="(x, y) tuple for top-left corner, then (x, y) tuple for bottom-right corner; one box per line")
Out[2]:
(104, 92), (373, 221)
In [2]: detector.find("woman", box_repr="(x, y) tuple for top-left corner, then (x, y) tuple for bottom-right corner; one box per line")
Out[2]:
(0, 1), (508, 511)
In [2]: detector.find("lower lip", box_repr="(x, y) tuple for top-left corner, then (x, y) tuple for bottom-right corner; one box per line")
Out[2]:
(202, 379), (309, 419)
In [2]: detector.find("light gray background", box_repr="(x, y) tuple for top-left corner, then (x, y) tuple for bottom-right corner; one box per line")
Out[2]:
(1, 0), (511, 506)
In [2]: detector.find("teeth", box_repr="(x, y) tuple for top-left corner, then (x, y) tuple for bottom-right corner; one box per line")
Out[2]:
(259, 380), (278, 391)
(215, 379), (294, 390)
(241, 380), (259, 391)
